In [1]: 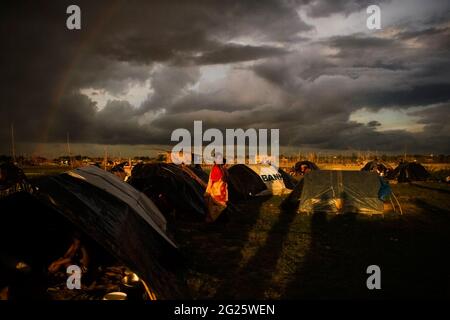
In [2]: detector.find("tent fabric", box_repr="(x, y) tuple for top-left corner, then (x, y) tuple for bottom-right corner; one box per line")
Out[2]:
(188, 165), (209, 184)
(227, 164), (268, 201)
(34, 167), (183, 299)
(181, 165), (207, 188)
(291, 161), (320, 180)
(0, 162), (33, 199)
(128, 163), (207, 217)
(292, 170), (385, 215)
(388, 162), (430, 182)
(245, 164), (288, 195)
(361, 160), (392, 176)
(66, 166), (169, 237)
(278, 167), (297, 190)
(227, 164), (289, 200)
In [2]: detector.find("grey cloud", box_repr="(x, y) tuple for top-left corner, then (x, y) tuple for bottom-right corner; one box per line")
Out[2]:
(194, 44), (289, 65)
(138, 66), (201, 115)
(298, 0), (391, 18)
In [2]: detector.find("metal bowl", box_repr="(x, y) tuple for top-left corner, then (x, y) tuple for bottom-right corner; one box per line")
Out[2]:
(103, 292), (127, 300)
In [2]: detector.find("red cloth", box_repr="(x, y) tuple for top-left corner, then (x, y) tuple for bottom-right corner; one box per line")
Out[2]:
(206, 164), (228, 207)
(210, 165), (224, 182)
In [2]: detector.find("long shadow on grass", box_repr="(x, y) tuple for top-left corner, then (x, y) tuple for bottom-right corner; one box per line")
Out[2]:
(414, 198), (450, 218)
(283, 212), (365, 299)
(231, 202), (298, 298)
(174, 196), (271, 298)
(283, 202), (450, 299)
(210, 196), (273, 298)
(410, 182), (450, 195)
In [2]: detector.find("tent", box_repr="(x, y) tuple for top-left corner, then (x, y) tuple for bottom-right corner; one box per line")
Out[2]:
(0, 162), (33, 199)
(245, 164), (288, 195)
(181, 165), (207, 188)
(227, 164), (288, 201)
(188, 164), (209, 184)
(361, 160), (392, 176)
(294, 161), (319, 173)
(35, 166), (183, 298)
(290, 161), (320, 179)
(60, 166), (169, 234)
(227, 164), (268, 201)
(284, 170), (386, 215)
(388, 161), (430, 182)
(128, 163), (207, 218)
(278, 167), (297, 189)
(0, 166), (184, 299)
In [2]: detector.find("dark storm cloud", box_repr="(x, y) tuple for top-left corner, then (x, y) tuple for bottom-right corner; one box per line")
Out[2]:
(327, 34), (396, 50)
(367, 121), (381, 127)
(359, 84), (450, 108)
(410, 103), (450, 137)
(246, 15), (450, 152)
(92, 0), (311, 64)
(0, 0), (309, 146)
(1, 0), (449, 154)
(326, 24), (450, 75)
(319, 26), (450, 111)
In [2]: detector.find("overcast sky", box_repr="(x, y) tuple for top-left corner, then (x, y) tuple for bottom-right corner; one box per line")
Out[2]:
(1, 0), (449, 157)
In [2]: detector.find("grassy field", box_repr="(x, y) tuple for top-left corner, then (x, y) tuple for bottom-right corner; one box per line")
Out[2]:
(174, 182), (450, 299)
(22, 166), (68, 178)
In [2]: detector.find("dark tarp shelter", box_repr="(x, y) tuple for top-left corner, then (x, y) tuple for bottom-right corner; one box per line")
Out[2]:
(361, 160), (392, 176)
(0, 162), (33, 199)
(287, 161), (320, 185)
(388, 162), (430, 182)
(227, 164), (268, 201)
(284, 170), (385, 215)
(128, 163), (207, 218)
(0, 166), (185, 299)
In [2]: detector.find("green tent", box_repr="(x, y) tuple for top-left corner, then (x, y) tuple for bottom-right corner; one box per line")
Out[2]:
(287, 170), (385, 215)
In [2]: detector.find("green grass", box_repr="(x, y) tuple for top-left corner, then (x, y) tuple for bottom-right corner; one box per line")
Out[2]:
(174, 182), (450, 299)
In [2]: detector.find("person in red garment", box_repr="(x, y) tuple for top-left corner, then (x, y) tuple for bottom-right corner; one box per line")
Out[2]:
(205, 154), (228, 223)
